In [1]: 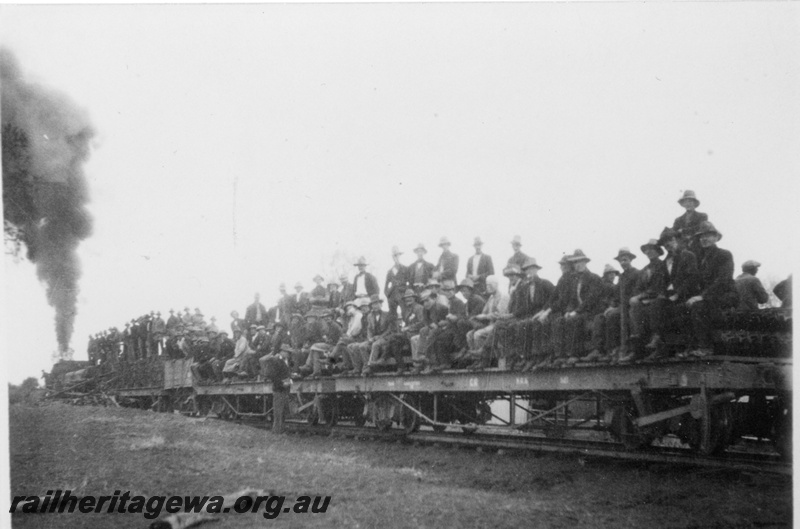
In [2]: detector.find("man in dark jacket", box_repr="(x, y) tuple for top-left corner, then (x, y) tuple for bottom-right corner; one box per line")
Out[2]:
(352, 256), (380, 299)
(735, 260), (769, 310)
(466, 237), (495, 296)
(553, 250), (604, 364)
(245, 293), (268, 328)
(410, 243), (436, 291)
(508, 258), (556, 371)
(435, 236), (459, 282)
(384, 246), (409, 318)
(620, 239), (668, 363)
(582, 264), (620, 363)
(530, 254), (574, 370)
(672, 190), (708, 255)
(410, 289), (450, 374)
(686, 221), (738, 357)
(262, 348), (292, 433)
(643, 227), (700, 360)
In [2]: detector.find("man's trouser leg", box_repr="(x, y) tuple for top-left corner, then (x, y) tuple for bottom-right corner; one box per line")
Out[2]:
(605, 308), (621, 352)
(272, 389), (288, 433)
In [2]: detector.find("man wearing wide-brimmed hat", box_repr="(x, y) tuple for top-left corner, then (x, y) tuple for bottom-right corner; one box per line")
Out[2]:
(580, 265), (620, 363)
(549, 250), (605, 365)
(528, 253), (574, 370)
(466, 237), (495, 296)
(379, 288), (425, 375)
(501, 257), (556, 371)
(288, 282), (310, 315)
(593, 247), (641, 363)
(352, 256), (379, 299)
(331, 299), (366, 377)
(384, 246), (410, 318)
(640, 227), (701, 361)
(684, 221), (738, 357)
(326, 277), (343, 310)
(362, 294), (397, 375)
(309, 274), (330, 309)
(507, 235), (530, 270)
(434, 236), (460, 283)
(409, 289), (450, 374)
(410, 243), (435, 291)
(338, 273), (354, 304)
(620, 240), (668, 363)
(735, 260), (769, 311)
(458, 278), (486, 317)
(673, 190), (708, 253)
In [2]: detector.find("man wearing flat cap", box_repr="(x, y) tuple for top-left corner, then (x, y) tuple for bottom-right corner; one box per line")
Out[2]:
(434, 236), (459, 283)
(620, 240), (668, 363)
(551, 250), (604, 365)
(466, 237), (495, 296)
(410, 243), (435, 291)
(385, 246), (410, 318)
(673, 190), (709, 254)
(353, 256), (379, 299)
(735, 260), (769, 311)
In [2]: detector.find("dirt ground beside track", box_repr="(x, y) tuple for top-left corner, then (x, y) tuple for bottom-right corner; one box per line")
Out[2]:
(8, 402), (792, 528)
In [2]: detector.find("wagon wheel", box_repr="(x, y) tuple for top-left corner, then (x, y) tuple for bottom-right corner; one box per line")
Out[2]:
(687, 394), (734, 456)
(399, 395), (420, 435)
(372, 395), (395, 431)
(608, 406), (652, 450)
(771, 397), (791, 461)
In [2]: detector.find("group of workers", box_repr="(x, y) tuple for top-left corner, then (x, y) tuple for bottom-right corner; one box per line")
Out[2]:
(87, 190), (791, 382)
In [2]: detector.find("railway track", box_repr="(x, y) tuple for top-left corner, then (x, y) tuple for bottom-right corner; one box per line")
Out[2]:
(236, 418), (790, 476)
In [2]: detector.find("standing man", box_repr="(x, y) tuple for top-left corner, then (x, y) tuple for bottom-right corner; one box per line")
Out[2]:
(352, 256), (379, 299)
(466, 237), (495, 296)
(435, 236), (459, 282)
(166, 309), (181, 334)
(290, 282), (310, 315)
(735, 260), (769, 311)
(686, 221), (738, 357)
(410, 243), (435, 291)
(262, 348), (292, 434)
(244, 292), (267, 327)
(327, 278), (343, 310)
(309, 275), (330, 309)
(384, 246), (409, 318)
(672, 190), (708, 254)
(339, 274), (354, 303)
(507, 235), (530, 269)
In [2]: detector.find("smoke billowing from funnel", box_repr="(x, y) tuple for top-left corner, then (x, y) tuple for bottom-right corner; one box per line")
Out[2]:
(2, 48), (94, 356)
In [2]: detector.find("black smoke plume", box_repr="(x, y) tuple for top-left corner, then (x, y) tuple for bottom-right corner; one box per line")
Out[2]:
(2, 48), (94, 356)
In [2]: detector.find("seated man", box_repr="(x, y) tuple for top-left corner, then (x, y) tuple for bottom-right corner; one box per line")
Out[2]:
(464, 276), (510, 370)
(299, 310), (343, 378)
(383, 289), (425, 374)
(189, 336), (215, 383)
(735, 260), (769, 311)
(643, 227), (699, 360)
(621, 240), (668, 363)
(330, 300), (363, 376)
(510, 258), (555, 371)
(360, 295), (396, 375)
(550, 250), (604, 366)
(222, 329), (257, 379)
(582, 264), (620, 363)
(600, 248), (640, 364)
(529, 254), (574, 370)
(210, 330), (235, 380)
(685, 222), (738, 357)
(409, 289), (450, 374)
(341, 297), (370, 376)
(493, 265), (526, 368)
(421, 279), (466, 373)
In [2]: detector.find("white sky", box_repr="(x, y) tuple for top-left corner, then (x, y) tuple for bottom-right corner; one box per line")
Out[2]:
(1, 3), (798, 384)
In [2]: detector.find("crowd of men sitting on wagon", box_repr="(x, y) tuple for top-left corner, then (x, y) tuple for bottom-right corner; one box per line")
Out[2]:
(87, 190), (791, 381)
